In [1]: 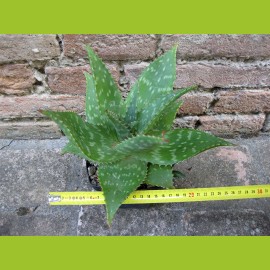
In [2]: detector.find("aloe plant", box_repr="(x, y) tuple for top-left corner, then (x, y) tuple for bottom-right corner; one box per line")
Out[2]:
(42, 46), (233, 224)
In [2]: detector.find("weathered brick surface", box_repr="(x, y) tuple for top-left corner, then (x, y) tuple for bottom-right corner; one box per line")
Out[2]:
(46, 63), (120, 94)
(199, 114), (266, 135)
(0, 34), (270, 138)
(179, 92), (213, 115)
(124, 62), (270, 89)
(124, 62), (148, 87)
(0, 95), (85, 120)
(0, 121), (61, 139)
(214, 90), (270, 114)
(0, 35), (60, 64)
(63, 34), (157, 60)
(160, 34), (270, 60)
(173, 116), (199, 129)
(0, 64), (35, 95)
(176, 63), (270, 89)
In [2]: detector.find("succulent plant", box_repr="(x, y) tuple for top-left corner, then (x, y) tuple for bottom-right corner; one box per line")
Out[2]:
(42, 46), (233, 224)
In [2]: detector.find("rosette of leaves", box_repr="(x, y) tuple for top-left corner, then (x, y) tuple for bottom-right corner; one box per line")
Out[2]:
(42, 46), (233, 224)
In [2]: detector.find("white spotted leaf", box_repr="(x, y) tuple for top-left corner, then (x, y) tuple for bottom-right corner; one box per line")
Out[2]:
(137, 86), (196, 134)
(41, 111), (123, 163)
(124, 46), (177, 124)
(98, 158), (147, 224)
(85, 72), (104, 125)
(87, 46), (124, 115)
(145, 164), (174, 189)
(147, 99), (183, 136)
(135, 129), (234, 165)
(61, 141), (90, 161)
(112, 135), (164, 156)
(106, 110), (130, 140)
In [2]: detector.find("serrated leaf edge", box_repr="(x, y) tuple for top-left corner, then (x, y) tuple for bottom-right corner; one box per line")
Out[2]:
(97, 160), (148, 225)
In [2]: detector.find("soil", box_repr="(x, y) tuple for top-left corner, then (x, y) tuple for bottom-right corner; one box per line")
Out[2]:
(86, 161), (101, 191)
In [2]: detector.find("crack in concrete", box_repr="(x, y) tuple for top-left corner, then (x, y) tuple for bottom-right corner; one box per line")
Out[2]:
(32, 205), (40, 212)
(0, 139), (13, 150)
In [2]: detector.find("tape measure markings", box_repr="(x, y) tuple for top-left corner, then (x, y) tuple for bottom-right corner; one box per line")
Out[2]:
(48, 185), (270, 205)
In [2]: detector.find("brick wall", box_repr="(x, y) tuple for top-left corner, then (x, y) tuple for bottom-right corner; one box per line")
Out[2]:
(0, 34), (269, 139)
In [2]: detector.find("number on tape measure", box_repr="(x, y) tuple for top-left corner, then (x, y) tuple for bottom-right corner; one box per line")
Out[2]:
(48, 185), (270, 205)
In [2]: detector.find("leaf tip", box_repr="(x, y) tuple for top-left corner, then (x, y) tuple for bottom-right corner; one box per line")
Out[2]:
(85, 44), (93, 53)
(84, 71), (92, 80)
(226, 141), (237, 147)
(191, 85), (198, 90)
(172, 44), (178, 53)
(39, 109), (50, 116)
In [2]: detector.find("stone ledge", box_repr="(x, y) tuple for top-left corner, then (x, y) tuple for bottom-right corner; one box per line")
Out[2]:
(0, 136), (270, 235)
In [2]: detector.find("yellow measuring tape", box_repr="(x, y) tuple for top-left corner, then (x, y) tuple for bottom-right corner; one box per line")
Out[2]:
(49, 185), (270, 205)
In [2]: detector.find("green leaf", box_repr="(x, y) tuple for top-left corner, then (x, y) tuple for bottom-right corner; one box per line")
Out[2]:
(101, 135), (164, 165)
(125, 82), (138, 124)
(41, 111), (122, 163)
(124, 46), (177, 123)
(98, 158), (147, 224)
(86, 46), (124, 115)
(85, 72), (126, 137)
(113, 135), (164, 157)
(145, 164), (174, 189)
(172, 170), (186, 179)
(85, 72), (104, 125)
(106, 110), (130, 140)
(137, 86), (196, 134)
(137, 92), (177, 134)
(147, 99), (183, 136)
(61, 141), (91, 161)
(129, 120), (139, 134)
(135, 129), (234, 165)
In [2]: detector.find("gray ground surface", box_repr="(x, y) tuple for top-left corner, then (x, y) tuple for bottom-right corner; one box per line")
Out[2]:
(0, 136), (270, 236)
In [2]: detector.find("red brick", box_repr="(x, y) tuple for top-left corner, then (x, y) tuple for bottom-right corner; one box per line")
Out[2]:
(124, 62), (270, 89)
(175, 63), (270, 89)
(173, 116), (199, 129)
(160, 34), (270, 60)
(0, 35), (60, 63)
(179, 92), (213, 115)
(46, 63), (120, 95)
(0, 95), (85, 120)
(0, 64), (35, 95)
(214, 90), (270, 114)
(124, 62), (148, 87)
(0, 121), (61, 139)
(199, 114), (266, 135)
(64, 34), (157, 60)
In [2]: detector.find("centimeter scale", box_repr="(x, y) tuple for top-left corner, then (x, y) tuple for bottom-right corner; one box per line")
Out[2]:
(49, 185), (270, 205)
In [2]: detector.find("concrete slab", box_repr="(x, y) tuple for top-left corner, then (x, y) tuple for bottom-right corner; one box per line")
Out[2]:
(0, 136), (270, 235)
(183, 209), (270, 236)
(77, 204), (185, 236)
(174, 135), (270, 188)
(0, 206), (80, 236)
(0, 138), (90, 210)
